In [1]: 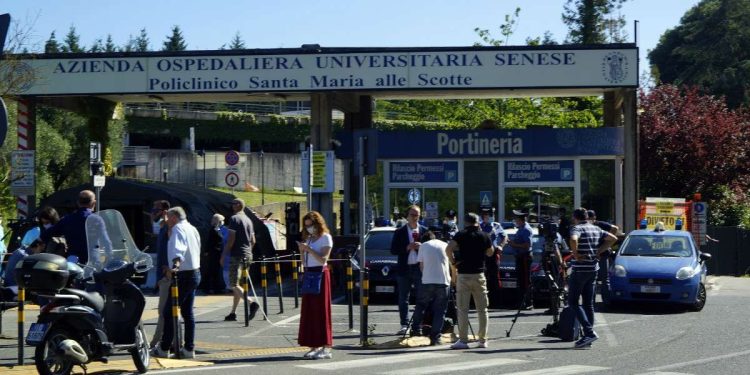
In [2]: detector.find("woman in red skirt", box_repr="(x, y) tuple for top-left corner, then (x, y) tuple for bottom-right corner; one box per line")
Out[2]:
(297, 211), (334, 359)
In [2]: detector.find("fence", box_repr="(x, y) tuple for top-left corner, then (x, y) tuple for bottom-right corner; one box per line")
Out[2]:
(705, 226), (750, 276)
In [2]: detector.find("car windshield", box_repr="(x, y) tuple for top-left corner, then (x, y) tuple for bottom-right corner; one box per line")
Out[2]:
(364, 231), (394, 257)
(619, 235), (693, 257)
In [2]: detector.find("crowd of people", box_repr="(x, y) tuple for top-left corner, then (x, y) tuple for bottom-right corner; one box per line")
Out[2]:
(0, 188), (623, 360)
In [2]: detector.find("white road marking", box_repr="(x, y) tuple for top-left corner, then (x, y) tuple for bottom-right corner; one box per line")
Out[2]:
(380, 358), (529, 375)
(297, 352), (455, 370)
(499, 365), (608, 375)
(153, 363), (256, 373)
(648, 348), (750, 372)
(635, 372), (693, 375)
(240, 313), (301, 337)
(594, 313), (619, 347)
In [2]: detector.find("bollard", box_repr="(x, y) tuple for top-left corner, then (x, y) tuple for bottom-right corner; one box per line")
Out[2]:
(242, 258), (250, 327)
(171, 272), (182, 359)
(360, 270), (369, 346)
(292, 252), (299, 308)
(347, 257), (354, 331)
(261, 257), (268, 319)
(275, 257), (284, 313)
(17, 288), (24, 365)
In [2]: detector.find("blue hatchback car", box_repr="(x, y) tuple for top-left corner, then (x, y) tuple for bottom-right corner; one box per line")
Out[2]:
(609, 229), (711, 311)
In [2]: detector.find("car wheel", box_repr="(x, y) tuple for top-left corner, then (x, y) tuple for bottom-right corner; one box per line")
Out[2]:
(690, 283), (707, 312)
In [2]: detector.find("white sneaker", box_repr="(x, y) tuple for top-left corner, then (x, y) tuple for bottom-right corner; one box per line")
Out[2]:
(313, 348), (332, 359)
(304, 347), (321, 359)
(477, 339), (489, 348)
(397, 325), (409, 335)
(151, 346), (169, 358)
(450, 340), (469, 350)
(178, 348), (195, 359)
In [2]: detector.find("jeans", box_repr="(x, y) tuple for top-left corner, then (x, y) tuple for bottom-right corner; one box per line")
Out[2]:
(161, 269), (200, 351)
(568, 270), (597, 337)
(410, 284), (450, 341)
(456, 273), (489, 341)
(397, 265), (422, 326)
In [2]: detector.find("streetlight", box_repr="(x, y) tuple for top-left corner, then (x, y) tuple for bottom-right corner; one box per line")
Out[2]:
(259, 149), (265, 205)
(197, 149), (206, 188)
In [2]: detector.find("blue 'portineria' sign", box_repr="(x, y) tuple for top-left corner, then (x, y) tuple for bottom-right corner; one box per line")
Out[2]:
(505, 160), (574, 182)
(390, 162), (458, 183)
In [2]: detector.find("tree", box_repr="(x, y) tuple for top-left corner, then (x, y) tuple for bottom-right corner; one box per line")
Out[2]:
(639, 84), (750, 226)
(227, 32), (246, 50)
(162, 25), (187, 51)
(44, 31), (60, 53)
(60, 25), (84, 53)
(104, 34), (117, 52)
(648, 0), (750, 109)
(562, 0), (628, 44)
(135, 28), (150, 52)
(474, 7), (521, 46)
(89, 38), (104, 53)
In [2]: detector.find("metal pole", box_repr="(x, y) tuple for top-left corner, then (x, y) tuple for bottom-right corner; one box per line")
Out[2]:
(203, 151), (207, 188)
(275, 256), (284, 313)
(347, 252), (354, 331)
(260, 150), (265, 206)
(242, 258), (250, 327)
(307, 144), (313, 212)
(292, 252), (300, 308)
(358, 136), (368, 345)
(261, 257), (268, 319)
(171, 272), (182, 358)
(95, 186), (101, 212)
(17, 288), (24, 365)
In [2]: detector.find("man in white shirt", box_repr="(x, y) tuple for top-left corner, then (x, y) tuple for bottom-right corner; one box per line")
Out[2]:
(409, 231), (451, 345)
(154, 207), (201, 359)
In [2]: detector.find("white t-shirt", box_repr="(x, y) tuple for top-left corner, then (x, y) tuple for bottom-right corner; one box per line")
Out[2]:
(416, 239), (450, 286)
(407, 225), (420, 265)
(304, 233), (333, 268)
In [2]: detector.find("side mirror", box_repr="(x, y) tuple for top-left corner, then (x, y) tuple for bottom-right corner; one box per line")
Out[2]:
(699, 252), (712, 262)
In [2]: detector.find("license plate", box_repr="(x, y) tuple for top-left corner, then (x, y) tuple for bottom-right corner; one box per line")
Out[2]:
(26, 323), (48, 345)
(641, 285), (661, 293)
(375, 285), (395, 293)
(502, 281), (517, 288)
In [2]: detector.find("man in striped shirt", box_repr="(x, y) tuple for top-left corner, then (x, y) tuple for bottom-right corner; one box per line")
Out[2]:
(568, 208), (617, 349)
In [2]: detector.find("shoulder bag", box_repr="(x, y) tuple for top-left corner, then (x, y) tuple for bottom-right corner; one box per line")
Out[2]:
(300, 244), (322, 295)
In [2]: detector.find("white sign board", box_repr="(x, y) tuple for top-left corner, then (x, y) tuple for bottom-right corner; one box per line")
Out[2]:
(10, 150), (35, 195)
(301, 150), (335, 193)
(15, 48), (638, 96)
(691, 202), (708, 246)
(93, 175), (106, 187)
(425, 202), (439, 220)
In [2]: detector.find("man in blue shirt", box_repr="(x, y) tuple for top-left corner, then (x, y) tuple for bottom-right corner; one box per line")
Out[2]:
(569, 208), (617, 349)
(42, 190), (96, 264)
(508, 210), (533, 309)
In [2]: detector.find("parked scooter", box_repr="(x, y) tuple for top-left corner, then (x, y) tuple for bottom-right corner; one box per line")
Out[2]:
(18, 209), (153, 375)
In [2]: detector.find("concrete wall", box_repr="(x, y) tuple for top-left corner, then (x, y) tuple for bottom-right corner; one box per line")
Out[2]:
(129, 149), (344, 192)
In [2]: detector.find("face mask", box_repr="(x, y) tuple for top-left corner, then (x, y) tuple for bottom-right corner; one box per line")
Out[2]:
(306, 226), (316, 235)
(43, 223), (53, 229)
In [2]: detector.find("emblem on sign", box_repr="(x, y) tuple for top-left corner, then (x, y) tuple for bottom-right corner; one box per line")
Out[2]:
(407, 188), (421, 205)
(601, 51), (629, 84)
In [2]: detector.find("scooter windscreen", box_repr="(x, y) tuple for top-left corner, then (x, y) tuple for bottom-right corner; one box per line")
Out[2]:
(84, 209), (153, 279)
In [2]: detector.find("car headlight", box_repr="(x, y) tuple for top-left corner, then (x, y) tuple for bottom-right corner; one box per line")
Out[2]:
(675, 266), (695, 280)
(614, 265), (627, 277)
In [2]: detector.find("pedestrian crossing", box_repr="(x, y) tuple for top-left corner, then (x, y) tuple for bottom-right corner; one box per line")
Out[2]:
(290, 351), (694, 375)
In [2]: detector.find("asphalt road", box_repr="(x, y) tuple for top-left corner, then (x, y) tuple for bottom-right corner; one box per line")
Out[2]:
(1, 276), (748, 375)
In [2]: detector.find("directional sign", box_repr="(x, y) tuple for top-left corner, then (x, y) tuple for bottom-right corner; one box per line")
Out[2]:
(90, 142), (102, 163)
(480, 191), (492, 208)
(225, 172), (239, 187)
(301, 150), (335, 193)
(692, 202), (708, 246)
(225, 150), (240, 166)
(408, 188), (421, 204)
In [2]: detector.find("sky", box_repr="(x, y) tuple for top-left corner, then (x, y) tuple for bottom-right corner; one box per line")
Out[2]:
(6, 0), (700, 80)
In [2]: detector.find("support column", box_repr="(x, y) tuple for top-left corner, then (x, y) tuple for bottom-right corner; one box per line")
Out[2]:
(310, 93), (334, 228)
(16, 98), (36, 219)
(622, 89), (638, 232)
(603, 90), (625, 126)
(342, 95), (373, 235)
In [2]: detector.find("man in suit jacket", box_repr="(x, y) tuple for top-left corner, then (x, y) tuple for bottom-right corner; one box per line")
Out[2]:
(390, 204), (428, 335)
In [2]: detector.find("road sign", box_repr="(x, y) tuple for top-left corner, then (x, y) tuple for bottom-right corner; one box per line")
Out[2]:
(408, 188), (421, 204)
(10, 150), (35, 195)
(90, 142), (102, 163)
(480, 191), (492, 208)
(225, 150), (240, 166)
(301, 150), (335, 193)
(225, 172), (239, 187)
(93, 175), (106, 187)
(692, 202), (708, 246)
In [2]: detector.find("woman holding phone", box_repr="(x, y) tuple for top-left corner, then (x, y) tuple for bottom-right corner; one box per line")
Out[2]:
(297, 211), (334, 359)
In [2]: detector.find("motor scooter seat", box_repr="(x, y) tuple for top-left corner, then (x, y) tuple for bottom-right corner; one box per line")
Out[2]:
(61, 288), (105, 312)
